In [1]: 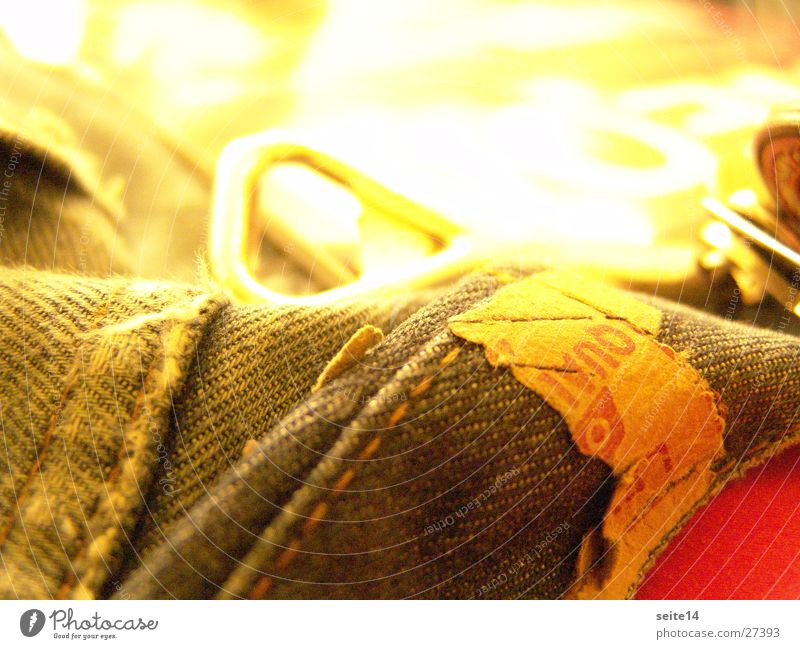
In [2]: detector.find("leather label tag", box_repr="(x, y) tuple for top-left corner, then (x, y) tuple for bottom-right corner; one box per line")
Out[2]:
(449, 271), (726, 598)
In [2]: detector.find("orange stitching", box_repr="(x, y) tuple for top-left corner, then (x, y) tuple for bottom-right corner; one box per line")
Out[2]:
(358, 437), (381, 461)
(332, 468), (356, 492)
(440, 347), (461, 367)
(249, 575), (273, 599)
(409, 376), (432, 398)
(302, 502), (329, 536)
(274, 539), (302, 570)
(387, 402), (408, 427)
(248, 344), (461, 599)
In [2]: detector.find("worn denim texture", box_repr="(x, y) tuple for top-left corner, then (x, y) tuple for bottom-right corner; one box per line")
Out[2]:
(2, 259), (800, 599)
(1, 119), (800, 600)
(0, 118), (131, 276)
(112, 273), (800, 600)
(0, 269), (226, 598)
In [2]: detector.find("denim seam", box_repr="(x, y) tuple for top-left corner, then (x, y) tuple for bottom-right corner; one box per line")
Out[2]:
(56, 349), (166, 598)
(61, 293), (229, 599)
(247, 345), (463, 599)
(0, 292), (115, 552)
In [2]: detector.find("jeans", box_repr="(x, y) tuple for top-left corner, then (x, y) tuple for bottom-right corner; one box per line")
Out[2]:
(1, 115), (799, 600)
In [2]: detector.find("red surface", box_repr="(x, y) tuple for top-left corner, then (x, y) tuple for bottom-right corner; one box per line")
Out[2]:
(636, 445), (800, 599)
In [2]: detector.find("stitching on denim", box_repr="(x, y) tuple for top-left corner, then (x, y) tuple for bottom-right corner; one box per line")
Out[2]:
(247, 345), (462, 599)
(56, 294), (228, 599)
(0, 294), (115, 550)
(55, 357), (162, 599)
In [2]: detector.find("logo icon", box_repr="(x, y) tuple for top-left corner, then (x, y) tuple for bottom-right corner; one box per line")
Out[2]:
(20, 609), (45, 637)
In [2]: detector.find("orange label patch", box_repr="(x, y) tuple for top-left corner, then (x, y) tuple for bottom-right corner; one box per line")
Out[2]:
(448, 271), (726, 598)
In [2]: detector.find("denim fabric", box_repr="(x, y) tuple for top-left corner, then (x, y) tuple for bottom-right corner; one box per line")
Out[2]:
(1, 119), (800, 599)
(0, 269), (226, 599)
(0, 262), (799, 599)
(118, 272), (800, 600)
(0, 118), (131, 276)
(119, 271), (614, 600)
(0, 266), (437, 599)
(131, 293), (434, 558)
(658, 303), (800, 463)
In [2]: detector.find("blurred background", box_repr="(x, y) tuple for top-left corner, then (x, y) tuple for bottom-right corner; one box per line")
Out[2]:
(0, 0), (799, 321)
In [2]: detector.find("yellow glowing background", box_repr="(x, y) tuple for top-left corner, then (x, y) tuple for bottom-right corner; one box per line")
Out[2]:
(0, 0), (799, 292)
